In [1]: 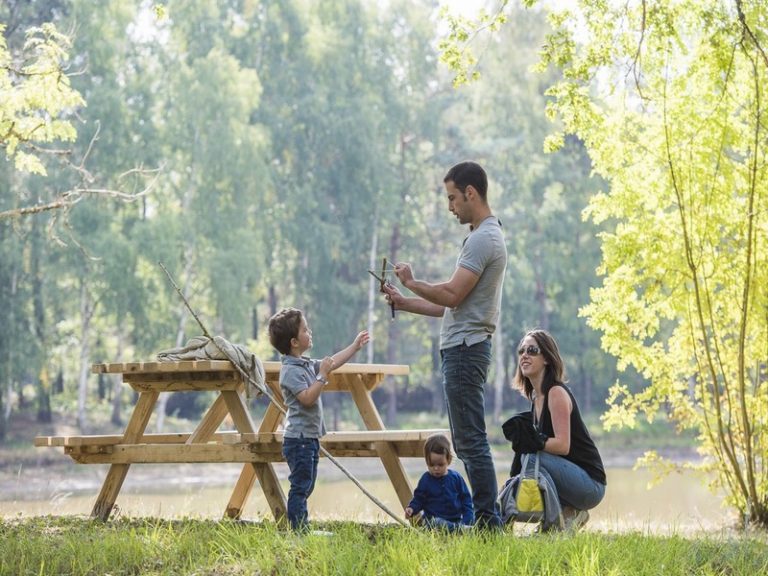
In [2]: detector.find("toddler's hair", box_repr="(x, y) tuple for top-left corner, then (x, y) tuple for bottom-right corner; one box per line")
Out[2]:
(423, 433), (453, 465)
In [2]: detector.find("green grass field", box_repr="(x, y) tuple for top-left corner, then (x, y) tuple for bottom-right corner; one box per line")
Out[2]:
(2, 516), (766, 576)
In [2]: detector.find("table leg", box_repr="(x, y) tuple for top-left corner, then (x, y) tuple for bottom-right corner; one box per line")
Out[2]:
(91, 390), (158, 520)
(221, 390), (257, 434)
(187, 393), (229, 444)
(225, 462), (286, 523)
(348, 375), (414, 509)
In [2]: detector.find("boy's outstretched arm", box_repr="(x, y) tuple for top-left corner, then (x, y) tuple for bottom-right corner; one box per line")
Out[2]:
(331, 330), (370, 368)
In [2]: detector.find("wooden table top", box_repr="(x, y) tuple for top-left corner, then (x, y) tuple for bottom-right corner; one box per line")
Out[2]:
(92, 360), (409, 376)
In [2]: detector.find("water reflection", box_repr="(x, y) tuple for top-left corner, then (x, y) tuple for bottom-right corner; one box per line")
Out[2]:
(0, 464), (734, 533)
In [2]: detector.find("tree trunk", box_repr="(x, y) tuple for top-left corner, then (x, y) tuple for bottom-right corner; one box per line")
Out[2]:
(431, 329), (444, 415)
(385, 221), (402, 426)
(0, 392), (5, 440)
(492, 312), (505, 423)
(32, 216), (51, 423)
(110, 329), (124, 426)
(366, 214), (379, 364)
(77, 279), (93, 432)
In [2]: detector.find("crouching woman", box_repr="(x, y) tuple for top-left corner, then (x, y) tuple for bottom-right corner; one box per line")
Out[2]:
(513, 329), (606, 529)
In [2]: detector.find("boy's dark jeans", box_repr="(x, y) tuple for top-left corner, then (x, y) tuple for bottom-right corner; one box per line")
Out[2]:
(282, 436), (320, 531)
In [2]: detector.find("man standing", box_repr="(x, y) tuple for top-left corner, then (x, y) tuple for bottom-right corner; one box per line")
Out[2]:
(384, 161), (507, 529)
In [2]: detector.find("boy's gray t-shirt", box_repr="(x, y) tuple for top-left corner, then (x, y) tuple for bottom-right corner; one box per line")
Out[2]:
(440, 216), (507, 349)
(280, 355), (326, 438)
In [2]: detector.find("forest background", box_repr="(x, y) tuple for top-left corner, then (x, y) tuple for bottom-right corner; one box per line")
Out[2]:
(2, 0), (627, 440)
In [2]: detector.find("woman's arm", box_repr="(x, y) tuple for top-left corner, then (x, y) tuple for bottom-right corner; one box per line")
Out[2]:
(543, 386), (572, 455)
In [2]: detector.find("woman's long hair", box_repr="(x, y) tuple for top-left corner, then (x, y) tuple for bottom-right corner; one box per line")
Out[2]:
(512, 329), (568, 401)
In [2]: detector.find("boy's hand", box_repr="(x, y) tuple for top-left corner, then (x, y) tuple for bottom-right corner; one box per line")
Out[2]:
(319, 356), (334, 378)
(354, 330), (370, 350)
(405, 506), (414, 519)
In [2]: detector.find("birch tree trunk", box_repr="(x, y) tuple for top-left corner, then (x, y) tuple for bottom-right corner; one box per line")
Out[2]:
(110, 329), (124, 426)
(366, 213), (378, 364)
(77, 279), (94, 431)
(492, 311), (505, 423)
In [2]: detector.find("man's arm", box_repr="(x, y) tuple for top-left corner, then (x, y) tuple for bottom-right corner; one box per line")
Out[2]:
(383, 284), (445, 317)
(397, 264), (480, 309)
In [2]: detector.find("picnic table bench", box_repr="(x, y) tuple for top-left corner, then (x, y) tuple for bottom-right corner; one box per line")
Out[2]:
(35, 360), (447, 522)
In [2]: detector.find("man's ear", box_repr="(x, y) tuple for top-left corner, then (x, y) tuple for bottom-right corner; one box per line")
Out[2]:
(465, 185), (477, 201)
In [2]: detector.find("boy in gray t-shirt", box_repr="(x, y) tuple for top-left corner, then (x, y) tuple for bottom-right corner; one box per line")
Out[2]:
(267, 307), (369, 531)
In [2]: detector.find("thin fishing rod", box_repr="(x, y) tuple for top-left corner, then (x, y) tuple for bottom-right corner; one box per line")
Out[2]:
(159, 262), (410, 527)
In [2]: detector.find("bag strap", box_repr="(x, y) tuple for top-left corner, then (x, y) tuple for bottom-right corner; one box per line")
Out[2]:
(520, 453), (530, 476)
(520, 452), (540, 480)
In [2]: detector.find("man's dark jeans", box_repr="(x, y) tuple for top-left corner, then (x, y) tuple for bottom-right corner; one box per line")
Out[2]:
(282, 436), (320, 531)
(441, 338), (502, 528)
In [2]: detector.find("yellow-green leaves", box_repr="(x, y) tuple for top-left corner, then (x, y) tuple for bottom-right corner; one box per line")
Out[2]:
(0, 23), (84, 175)
(542, 0), (768, 525)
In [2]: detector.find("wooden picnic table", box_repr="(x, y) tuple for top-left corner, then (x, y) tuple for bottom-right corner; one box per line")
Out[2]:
(35, 360), (446, 522)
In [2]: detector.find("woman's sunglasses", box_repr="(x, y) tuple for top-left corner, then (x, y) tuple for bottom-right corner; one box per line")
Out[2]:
(517, 345), (541, 357)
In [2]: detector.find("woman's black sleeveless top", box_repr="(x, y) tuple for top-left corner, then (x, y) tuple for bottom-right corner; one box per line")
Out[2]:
(537, 383), (607, 484)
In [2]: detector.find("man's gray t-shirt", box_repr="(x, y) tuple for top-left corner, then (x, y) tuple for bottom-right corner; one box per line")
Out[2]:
(440, 216), (507, 350)
(280, 355), (326, 438)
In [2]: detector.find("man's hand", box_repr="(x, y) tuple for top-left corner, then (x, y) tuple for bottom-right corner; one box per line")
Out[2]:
(393, 262), (414, 287)
(382, 282), (404, 310)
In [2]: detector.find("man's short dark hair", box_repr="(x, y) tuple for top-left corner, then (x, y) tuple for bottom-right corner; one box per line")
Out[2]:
(444, 161), (488, 201)
(268, 308), (304, 355)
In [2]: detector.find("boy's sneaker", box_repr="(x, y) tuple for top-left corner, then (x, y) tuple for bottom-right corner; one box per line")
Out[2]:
(309, 529), (334, 537)
(562, 507), (589, 531)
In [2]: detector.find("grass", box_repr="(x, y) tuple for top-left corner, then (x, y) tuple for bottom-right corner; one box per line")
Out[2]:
(1, 516), (766, 576)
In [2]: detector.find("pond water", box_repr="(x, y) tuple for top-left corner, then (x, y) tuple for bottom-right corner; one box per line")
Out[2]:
(0, 461), (734, 533)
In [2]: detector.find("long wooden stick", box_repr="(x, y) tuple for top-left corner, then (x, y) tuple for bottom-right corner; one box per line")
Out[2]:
(158, 262), (410, 527)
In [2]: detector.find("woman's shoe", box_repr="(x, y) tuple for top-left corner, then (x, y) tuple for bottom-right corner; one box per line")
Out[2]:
(562, 506), (589, 531)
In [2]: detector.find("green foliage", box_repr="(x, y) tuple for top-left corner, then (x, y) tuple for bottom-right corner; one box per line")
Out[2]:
(0, 23), (84, 175)
(1, 1), (618, 450)
(438, 1), (510, 87)
(1, 516), (767, 575)
(536, 0), (768, 526)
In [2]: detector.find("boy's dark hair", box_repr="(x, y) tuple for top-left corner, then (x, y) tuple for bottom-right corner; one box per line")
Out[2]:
(443, 161), (488, 201)
(423, 433), (453, 465)
(268, 308), (304, 355)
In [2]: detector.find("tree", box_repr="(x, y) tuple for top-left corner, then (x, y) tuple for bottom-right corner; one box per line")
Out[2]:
(439, 0), (768, 526)
(533, 0), (768, 526)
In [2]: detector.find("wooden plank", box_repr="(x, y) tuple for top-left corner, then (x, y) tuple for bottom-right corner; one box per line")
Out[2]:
(91, 360), (234, 374)
(376, 441), (414, 508)
(252, 463), (287, 523)
(221, 390), (257, 434)
(126, 379), (240, 393)
(349, 377), (386, 430)
(92, 360), (408, 378)
(186, 393), (229, 444)
(92, 464), (130, 521)
(237, 429), (448, 444)
(69, 443), (283, 464)
(64, 440), (427, 461)
(225, 464), (258, 519)
(90, 390), (158, 521)
(35, 431), (241, 447)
